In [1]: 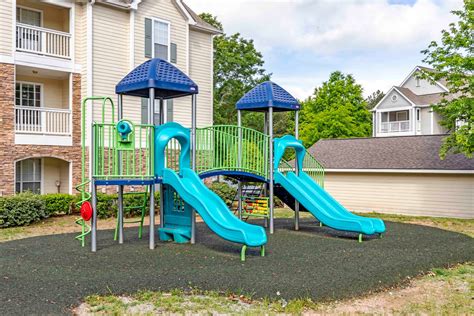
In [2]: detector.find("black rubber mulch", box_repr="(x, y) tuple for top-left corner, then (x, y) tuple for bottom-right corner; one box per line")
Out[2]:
(0, 218), (472, 315)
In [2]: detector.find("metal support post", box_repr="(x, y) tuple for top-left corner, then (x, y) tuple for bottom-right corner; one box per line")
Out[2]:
(190, 95), (197, 244)
(149, 88), (155, 249)
(91, 124), (97, 252)
(263, 112), (268, 228)
(117, 94), (124, 243)
(237, 110), (242, 220)
(294, 110), (300, 231)
(269, 107), (274, 234)
(159, 98), (164, 229)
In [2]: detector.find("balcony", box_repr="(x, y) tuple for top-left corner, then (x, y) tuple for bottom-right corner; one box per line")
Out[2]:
(16, 23), (71, 59)
(380, 120), (411, 133)
(15, 106), (71, 136)
(15, 2), (72, 70)
(15, 66), (72, 146)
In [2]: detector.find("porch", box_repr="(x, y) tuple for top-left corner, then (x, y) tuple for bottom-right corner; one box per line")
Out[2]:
(15, 0), (72, 67)
(377, 109), (421, 137)
(14, 65), (72, 146)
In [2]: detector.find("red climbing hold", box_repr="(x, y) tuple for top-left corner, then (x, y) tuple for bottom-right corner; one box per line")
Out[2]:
(80, 201), (93, 221)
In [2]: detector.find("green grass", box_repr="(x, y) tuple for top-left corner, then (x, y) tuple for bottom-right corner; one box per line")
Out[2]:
(82, 263), (473, 315)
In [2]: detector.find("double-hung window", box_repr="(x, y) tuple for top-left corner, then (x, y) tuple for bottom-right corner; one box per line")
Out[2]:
(16, 158), (42, 194)
(153, 19), (169, 60)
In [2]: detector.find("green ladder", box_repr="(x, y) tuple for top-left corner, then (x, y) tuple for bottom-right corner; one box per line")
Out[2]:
(114, 191), (148, 240)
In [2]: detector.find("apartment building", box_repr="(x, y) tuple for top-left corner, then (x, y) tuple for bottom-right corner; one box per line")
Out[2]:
(0, 0), (219, 196)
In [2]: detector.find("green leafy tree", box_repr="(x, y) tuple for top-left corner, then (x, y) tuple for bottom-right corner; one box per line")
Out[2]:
(299, 71), (372, 147)
(420, 0), (473, 158)
(366, 90), (385, 109)
(199, 13), (271, 126)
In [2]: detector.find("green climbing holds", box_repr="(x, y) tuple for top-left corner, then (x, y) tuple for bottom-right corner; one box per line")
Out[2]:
(241, 245), (247, 261)
(260, 245), (265, 257)
(358, 234), (363, 243)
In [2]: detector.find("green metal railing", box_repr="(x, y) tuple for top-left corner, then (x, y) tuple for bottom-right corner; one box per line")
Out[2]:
(278, 150), (325, 188)
(92, 122), (155, 180)
(195, 125), (270, 178)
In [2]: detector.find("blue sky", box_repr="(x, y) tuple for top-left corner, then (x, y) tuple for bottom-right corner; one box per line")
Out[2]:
(187, 0), (462, 99)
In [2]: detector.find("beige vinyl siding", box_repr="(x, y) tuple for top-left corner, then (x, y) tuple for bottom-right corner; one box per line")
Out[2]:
(134, 0), (192, 127)
(324, 172), (474, 219)
(402, 71), (446, 95)
(16, 0), (70, 32)
(189, 29), (213, 127)
(75, 3), (87, 98)
(378, 89), (411, 110)
(420, 107), (431, 135)
(16, 75), (69, 109)
(92, 4), (130, 122)
(42, 158), (70, 194)
(0, 0), (13, 56)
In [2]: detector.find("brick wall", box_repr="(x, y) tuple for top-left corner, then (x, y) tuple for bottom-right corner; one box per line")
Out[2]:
(0, 63), (83, 196)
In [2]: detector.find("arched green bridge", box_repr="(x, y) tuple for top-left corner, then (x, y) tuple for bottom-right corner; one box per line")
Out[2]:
(90, 122), (325, 187)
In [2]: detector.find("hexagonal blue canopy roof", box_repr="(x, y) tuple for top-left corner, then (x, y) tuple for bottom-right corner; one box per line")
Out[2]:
(236, 81), (300, 112)
(115, 58), (198, 99)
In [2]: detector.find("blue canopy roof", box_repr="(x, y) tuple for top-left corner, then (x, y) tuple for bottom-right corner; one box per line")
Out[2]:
(115, 58), (198, 99)
(235, 81), (300, 112)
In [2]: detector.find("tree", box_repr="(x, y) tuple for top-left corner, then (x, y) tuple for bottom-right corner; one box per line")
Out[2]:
(421, 0), (473, 158)
(199, 13), (271, 126)
(366, 90), (385, 110)
(299, 71), (372, 147)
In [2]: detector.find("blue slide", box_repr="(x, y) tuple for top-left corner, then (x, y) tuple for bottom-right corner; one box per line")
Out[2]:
(162, 167), (267, 247)
(274, 135), (385, 236)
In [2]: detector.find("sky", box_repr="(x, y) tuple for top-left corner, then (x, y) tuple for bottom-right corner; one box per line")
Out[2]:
(186, 0), (463, 99)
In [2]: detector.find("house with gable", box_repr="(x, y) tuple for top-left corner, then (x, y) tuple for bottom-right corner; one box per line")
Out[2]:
(308, 66), (473, 218)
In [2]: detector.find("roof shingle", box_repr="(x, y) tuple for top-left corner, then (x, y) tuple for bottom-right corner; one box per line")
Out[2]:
(309, 135), (474, 171)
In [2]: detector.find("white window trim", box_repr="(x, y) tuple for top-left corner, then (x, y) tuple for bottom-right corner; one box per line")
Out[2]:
(14, 158), (43, 194)
(16, 5), (44, 27)
(149, 17), (171, 61)
(15, 80), (44, 108)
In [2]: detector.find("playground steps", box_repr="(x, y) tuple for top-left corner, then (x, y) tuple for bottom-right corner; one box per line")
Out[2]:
(159, 227), (191, 243)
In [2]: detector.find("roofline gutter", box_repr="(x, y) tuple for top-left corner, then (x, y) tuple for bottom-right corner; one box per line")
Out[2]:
(323, 168), (474, 174)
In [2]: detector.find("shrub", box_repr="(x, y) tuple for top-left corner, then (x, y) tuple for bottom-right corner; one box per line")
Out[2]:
(40, 194), (75, 217)
(0, 192), (46, 228)
(208, 181), (237, 206)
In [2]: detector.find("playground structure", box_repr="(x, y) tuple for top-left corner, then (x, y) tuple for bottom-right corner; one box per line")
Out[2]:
(76, 58), (385, 260)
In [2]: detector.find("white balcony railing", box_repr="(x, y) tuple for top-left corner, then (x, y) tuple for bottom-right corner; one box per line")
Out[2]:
(16, 23), (71, 59)
(380, 120), (411, 133)
(15, 106), (71, 135)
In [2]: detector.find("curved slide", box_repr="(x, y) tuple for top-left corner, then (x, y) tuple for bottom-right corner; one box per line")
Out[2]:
(162, 167), (267, 247)
(275, 170), (386, 235)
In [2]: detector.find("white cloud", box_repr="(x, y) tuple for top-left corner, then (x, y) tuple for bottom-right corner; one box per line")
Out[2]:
(185, 0), (463, 99)
(187, 0), (461, 55)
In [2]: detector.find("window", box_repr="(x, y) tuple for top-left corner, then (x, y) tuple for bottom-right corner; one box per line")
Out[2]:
(141, 99), (161, 125)
(153, 20), (169, 60)
(16, 7), (42, 26)
(416, 108), (421, 121)
(16, 159), (41, 194)
(16, 82), (41, 107)
(391, 94), (398, 102)
(395, 110), (408, 121)
(416, 78), (420, 87)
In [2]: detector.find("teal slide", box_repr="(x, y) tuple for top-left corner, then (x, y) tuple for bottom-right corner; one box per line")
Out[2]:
(274, 135), (385, 236)
(162, 167), (267, 247)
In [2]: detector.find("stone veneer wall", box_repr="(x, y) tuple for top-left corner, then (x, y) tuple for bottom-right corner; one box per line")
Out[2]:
(0, 63), (82, 196)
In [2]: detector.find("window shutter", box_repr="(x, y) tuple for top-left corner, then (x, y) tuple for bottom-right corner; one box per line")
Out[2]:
(170, 43), (177, 63)
(167, 99), (173, 122)
(144, 18), (152, 58)
(141, 98), (148, 124)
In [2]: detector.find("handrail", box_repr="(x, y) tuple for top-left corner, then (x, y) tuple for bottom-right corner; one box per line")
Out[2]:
(17, 22), (71, 37)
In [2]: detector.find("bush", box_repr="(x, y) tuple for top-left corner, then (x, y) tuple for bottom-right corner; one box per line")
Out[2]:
(40, 194), (75, 217)
(0, 192), (46, 228)
(208, 181), (237, 206)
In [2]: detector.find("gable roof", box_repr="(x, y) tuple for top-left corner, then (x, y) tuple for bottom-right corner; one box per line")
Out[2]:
(400, 65), (449, 93)
(181, 1), (223, 34)
(394, 86), (444, 105)
(308, 135), (473, 171)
